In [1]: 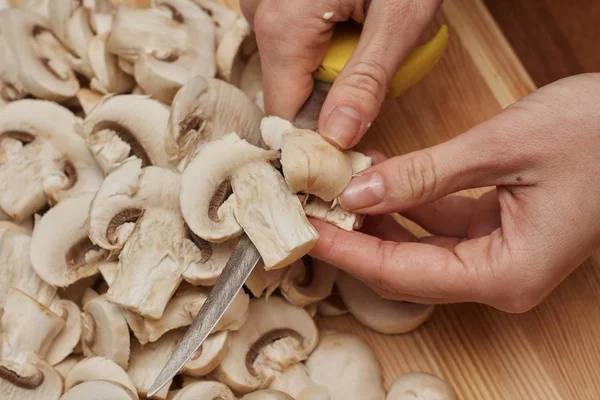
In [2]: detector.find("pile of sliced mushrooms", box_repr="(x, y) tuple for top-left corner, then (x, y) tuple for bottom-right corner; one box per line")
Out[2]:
(0, 0), (459, 399)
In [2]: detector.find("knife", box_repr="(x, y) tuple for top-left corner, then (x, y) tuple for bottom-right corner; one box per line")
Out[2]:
(148, 21), (449, 397)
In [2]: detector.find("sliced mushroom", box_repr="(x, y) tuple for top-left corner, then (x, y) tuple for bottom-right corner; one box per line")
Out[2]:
(64, 6), (96, 78)
(316, 294), (348, 317)
(191, 0), (237, 44)
(81, 294), (130, 368)
(166, 76), (265, 170)
(216, 17), (256, 85)
(0, 230), (57, 314)
(107, 2), (216, 104)
(239, 52), (263, 110)
(88, 32), (135, 94)
(269, 362), (329, 399)
(0, 219), (33, 237)
(386, 372), (458, 400)
(0, 8), (79, 102)
(241, 390), (295, 400)
(171, 381), (235, 400)
(213, 296), (319, 394)
(305, 331), (385, 400)
(54, 355), (80, 380)
(296, 386), (331, 400)
(182, 237), (236, 286)
(305, 303), (317, 318)
(8, 0), (50, 18)
(0, 100), (103, 221)
(81, 94), (171, 173)
(245, 262), (286, 298)
(65, 356), (138, 399)
(61, 380), (136, 400)
(45, 299), (82, 365)
(0, 354), (63, 400)
(336, 272), (434, 334)
(181, 330), (230, 377)
(30, 193), (108, 287)
(280, 257), (337, 307)
(76, 88), (104, 115)
(127, 329), (184, 399)
(57, 275), (100, 305)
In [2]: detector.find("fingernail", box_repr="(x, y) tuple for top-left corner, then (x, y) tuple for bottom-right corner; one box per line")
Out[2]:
(322, 105), (362, 148)
(339, 172), (385, 210)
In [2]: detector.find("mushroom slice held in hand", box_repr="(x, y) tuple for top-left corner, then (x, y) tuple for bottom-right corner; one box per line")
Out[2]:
(386, 372), (458, 400)
(81, 94), (171, 173)
(305, 331), (385, 400)
(30, 193), (108, 287)
(181, 330), (230, 377)
(0, 100), (103, 221)
(65, 356), (138, 400)
(0, 9), (79, 102)
(45, 299), (82, 366)
(280, 257), (338, 307)
(171, 381), (235, 400)
(60, 380), (137, 400)
(166, 76), (265, 169)
(107, 1), (216, 104)
(336, 272), (434, 334)
(214, 296), (319, 394)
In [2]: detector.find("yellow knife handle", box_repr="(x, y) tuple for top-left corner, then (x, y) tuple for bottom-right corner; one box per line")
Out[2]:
(313, 23), (450, 99)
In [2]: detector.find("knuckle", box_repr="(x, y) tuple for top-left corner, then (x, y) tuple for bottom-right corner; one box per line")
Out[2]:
(338, 60), (389, 104)
(394, 151), (438, 203)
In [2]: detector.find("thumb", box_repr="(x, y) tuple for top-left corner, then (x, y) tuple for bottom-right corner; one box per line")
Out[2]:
(338, 110), (534, 214)
(318, 0), (441, 149)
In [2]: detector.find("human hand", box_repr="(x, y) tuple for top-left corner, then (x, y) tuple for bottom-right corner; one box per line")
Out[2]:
(241, 0), (442, 148)
(309, 73), (600, 313)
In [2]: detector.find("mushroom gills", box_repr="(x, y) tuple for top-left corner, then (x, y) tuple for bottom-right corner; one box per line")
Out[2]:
(181, 330), (230, 377)
(280, 257), (338, 307)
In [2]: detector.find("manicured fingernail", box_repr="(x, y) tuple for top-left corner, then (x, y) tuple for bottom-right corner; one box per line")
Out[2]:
(339, 172), (385, 210)
(322, 105), (362, 148)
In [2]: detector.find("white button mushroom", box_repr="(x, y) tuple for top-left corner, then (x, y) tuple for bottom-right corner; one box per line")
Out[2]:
(280, 257), (338, 307)
(65, 356), (139, 400)
(268, 362), (330, 399)
(60, 380), (137, 400)
(180, 330), (230, 377)
(241, 390), (296, 400)
(45, 299), (82, 366)
(386, 372), (458, 400)
(171, 381), (235, 400)
(216, 17), (257, 85)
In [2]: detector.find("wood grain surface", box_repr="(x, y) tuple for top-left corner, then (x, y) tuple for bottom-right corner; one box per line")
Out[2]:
(225, 0), (599, 398)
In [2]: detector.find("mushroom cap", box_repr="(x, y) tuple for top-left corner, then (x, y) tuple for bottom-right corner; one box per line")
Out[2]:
(316, 294), (348, 317)
(82, 294), (130, 369)
(0, 100), (103, 221)
(214, 296), (319, 394)
(60, 380), (136, 400)
(280, 257), (338, 307)
(88, 32), (135, 94)
(65, 356), (138, 400)
(166, 76), (265, 169)
(0, 8), (79, 101)
(30, 193), (108, 287)
(241, 390), (295, 400)
(82, 94), (171, 173)
(180, 132), (277, 243)
(181, 330), (230, 377)
(182, 237), (236, 286)
(45, 299), (82, 366)
(336, 272), (434, 334)
(171, 381), (235, 400)
(386, 372), (458, 400)
(305, 331), (385, 400)
(0, 355), (63, 400)
(296, 386), (331, 400)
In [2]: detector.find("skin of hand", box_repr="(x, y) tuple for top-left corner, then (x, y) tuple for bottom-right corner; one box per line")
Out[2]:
(308, 73), (600, 313)
(241, 0), (443, 148)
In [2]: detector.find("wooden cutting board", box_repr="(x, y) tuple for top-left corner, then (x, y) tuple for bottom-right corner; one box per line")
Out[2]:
(224, 1), (600, 399)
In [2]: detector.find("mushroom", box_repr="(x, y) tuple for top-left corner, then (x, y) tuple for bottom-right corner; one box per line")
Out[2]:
(296, 386), (331, 400)
(107, 1), (216, 104)
(53, 355), (80, 380)
(88, 32), (135, 94)
(87, 158), (202, 319)
(63, 6), (96, 78)
(336, 272), (434, 335)
(305, 303), (317, 318)
(0, 100), (103, 221)
(280, 257), (338, 307)
(181, 330), (230, 377)
(81, 293), (130, 368)
(316, 294), (348, 317)
(216, 17), (257, 85)
(81, 94), (171, 173)
(239, 52), (263, 111)
(305, 331), (385, 400)
(303, 151), (372, 231)
(127, 329), (184, 399)
(213, 296), (319, 394)
(171, 381), (235, 400)
(245, 262), (286, 298)
(60, 380), (137, 400)
(65, 356), (138, 399)
(57, 275), (101, 305)
(260, 117), (353, 201)
(386, 372), (458, 400)
(8, 0), (49, 18)
(268, 362), (329, 399)
(181, 133), (318, 270)
(166, 76), (265, 170)
(0, 8), (79, 102)
(191, 0), (237, 44)
(0, 230), (57, 314)
(0, 354), (63, 400)
(76, 88), (104, 115)
(182, 237), (236, 286)
(241, 390), (295, 400)
(30, 193), (109, 287)
(45, 299), (82, 366)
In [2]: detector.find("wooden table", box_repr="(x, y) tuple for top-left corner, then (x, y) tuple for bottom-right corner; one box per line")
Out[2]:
(226, 0), (600, 398)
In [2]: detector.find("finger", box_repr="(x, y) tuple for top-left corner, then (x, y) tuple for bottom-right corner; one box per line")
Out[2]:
(361, 148), (388, 165)
(318, 0), (442, 148)
(466, 190), (501, 238)
(253, 0), (368, 120)
(360, 214), (416, 242)
(401, 195), (476, 237)
(240, 0), (262, 28)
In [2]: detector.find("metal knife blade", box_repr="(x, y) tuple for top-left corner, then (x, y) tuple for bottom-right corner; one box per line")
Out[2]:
(147, 234), (260, 396)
